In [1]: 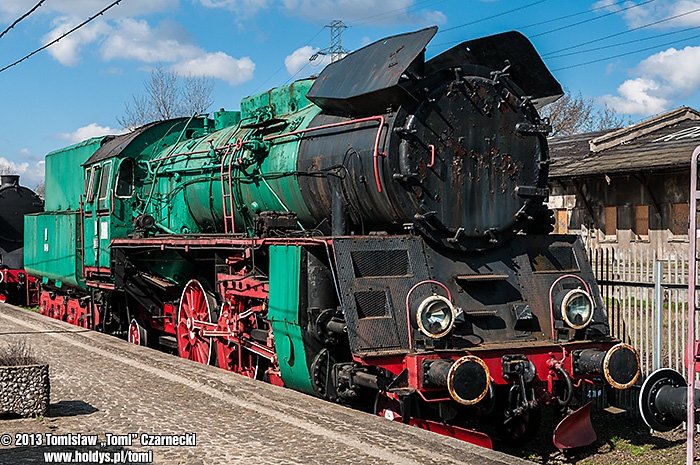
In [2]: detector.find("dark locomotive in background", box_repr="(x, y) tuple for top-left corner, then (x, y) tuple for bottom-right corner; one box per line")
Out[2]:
(24, 27), (641, 448)
(0, 174), (42, 304)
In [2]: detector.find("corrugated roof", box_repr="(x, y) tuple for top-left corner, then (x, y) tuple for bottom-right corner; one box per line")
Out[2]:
(548, 108), (700, 178)
(82, 123), (157, 166)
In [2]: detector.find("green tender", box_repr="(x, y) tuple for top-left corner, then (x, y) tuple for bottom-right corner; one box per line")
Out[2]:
(267, 245), (314, 393)
(45, 137), (104, 212)
(24, 212), (83, 288)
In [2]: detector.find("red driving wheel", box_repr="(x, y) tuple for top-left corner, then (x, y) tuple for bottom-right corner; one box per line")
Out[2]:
(177, 280), (216, 364)
(128, 319), (147, 346)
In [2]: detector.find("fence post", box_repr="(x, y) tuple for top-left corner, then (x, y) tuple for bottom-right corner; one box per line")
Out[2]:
(653, 257), (663, 371)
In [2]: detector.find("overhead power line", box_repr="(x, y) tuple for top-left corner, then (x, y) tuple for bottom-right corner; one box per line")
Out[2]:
(431, 0), (658, 49)
(551, 30), (700, 72)
(0, 0), (122, 74)
(546, 25), (700, 59)
(251, 25), (326, 94)
(0, 0), (47, 40)
(545, 5), (700, 56)
(519, 0), (630, 30)
(530, 0), (657, 37)
(347, 0), (449, 26)
(437, 0), (548, 35)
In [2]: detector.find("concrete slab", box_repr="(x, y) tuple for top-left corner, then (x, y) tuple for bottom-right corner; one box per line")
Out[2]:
(0, 304), (534, 465)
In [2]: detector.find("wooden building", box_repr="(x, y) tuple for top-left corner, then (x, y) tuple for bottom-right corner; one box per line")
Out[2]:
(547, 107), (700, 257)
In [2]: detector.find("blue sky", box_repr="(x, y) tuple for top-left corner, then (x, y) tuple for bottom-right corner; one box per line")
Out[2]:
(1, 0), (700, 189)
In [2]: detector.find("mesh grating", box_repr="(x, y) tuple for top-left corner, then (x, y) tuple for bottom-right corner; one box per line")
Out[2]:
(333, 236), (431, 355)
(351, 250), (409, 277)
(355, 291), (388, 318)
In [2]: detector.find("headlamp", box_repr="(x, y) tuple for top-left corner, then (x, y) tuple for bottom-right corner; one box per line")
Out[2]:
(555, 289), (594, 330)
(416, 295), (455, 338)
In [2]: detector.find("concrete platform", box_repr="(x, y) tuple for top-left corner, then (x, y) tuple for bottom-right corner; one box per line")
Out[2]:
(0, 304), (533, 465)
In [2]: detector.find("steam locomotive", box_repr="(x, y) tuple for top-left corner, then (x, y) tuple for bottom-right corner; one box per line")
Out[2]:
(26, 27), (641, 448)
(0, 174), (42, 304)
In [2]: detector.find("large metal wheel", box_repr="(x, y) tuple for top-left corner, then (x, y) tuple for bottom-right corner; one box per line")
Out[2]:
(177, 280), (216, 365)
(128, 319), (147, 346)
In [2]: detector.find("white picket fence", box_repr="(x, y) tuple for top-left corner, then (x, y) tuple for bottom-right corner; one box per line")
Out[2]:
(587, 247), (692, 413)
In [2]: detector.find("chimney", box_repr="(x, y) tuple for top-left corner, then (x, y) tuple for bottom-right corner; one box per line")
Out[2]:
(0, 175), (19, 188)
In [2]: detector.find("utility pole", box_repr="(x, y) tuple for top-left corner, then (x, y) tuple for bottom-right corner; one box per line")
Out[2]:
(312, 20), (348, 63)
(326, 20), (347, 62)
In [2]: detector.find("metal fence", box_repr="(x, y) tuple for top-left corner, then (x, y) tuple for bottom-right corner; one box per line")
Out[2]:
(586, 246), (692, 414)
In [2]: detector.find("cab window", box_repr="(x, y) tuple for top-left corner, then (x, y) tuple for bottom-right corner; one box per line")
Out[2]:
(115, 159), (134, 198)
(86, 165), (100, 203)
(98, 161), (112, 200)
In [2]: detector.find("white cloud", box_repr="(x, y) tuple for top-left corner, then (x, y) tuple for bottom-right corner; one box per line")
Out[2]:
(0, 0), (179, 23)
(18, 148), (43, 161)
(283, 0), (446, 25)
(36, 14), (255, 86)
(100, 18), (199, 63)
(171, 52), (255, 85)
(55, 123), (123, 144)
(100, 67), (123, 75)
(599, 45), (700, 115)
(0, 157), (44, 187)
(598, 78), (670, 115)
(595, 0), (700, 28)
(422, 10), (447, 25)
(198, 0), (445, 25)
(285, 46), (319, 76)
(41, 16), (110, 66)
(197, 0), (270, 15)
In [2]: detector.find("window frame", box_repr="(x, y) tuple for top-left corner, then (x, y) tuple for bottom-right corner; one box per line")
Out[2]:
(97, 161), (112, 201)
(115, 159), (135, 199)
(86, 165), (100, 203)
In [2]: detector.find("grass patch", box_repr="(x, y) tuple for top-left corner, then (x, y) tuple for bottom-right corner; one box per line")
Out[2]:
(0, 338), (38, 366)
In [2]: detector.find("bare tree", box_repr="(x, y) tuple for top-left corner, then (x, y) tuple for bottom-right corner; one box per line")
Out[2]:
(539, 89), (629, 136)
(182, 74), (214, 117)
(588, 103), (631, 132)
(539, 90), (595, 137)
(35, 180), (45, 198)
(118, 64), (215, 130)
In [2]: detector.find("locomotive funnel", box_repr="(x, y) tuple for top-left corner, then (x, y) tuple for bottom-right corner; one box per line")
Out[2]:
(0, 175), (19, 188)
(639, 368), (700, 432)
(424, 356), (490, 405)
(573, 343), (640, 389)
